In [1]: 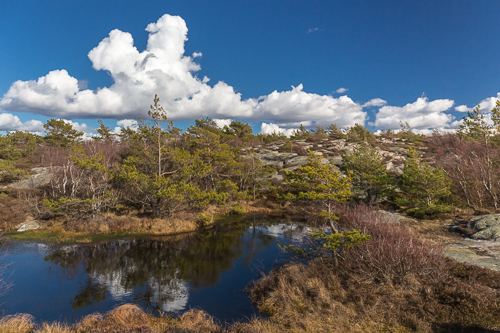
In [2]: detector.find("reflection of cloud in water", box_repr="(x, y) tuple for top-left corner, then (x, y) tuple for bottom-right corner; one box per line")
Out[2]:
(91, 265), (190, 312)
(92, 270), (133, 300)
(148, 269), (189, 312)
(258, 223), (311, 242)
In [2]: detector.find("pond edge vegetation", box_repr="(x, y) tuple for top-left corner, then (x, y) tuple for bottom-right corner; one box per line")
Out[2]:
(3, 98), (500, 331)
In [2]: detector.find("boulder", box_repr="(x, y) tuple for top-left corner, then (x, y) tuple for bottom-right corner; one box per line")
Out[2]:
(286, 156), (309, 166)
(256, 152), (283, 166)
(468, 214), (500, 240)
(329, 155), (343, 166)
(16, 221), (40, 232)
(375, 210), (416, 223)
(8, 167), (53, 189)
(388, 147), (408, 153)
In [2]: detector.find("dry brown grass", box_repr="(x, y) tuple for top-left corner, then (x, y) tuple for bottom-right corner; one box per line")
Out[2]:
(248, 204), (500, 332)
(35, 322), (71, 333)
(0, 314), (34, 333)
(0, 305), (221, 333)
(0, 195), (27, 230)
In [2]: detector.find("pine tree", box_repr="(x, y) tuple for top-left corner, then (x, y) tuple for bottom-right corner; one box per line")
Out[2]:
(342, 145), (395, 204)
(43, 119), (83, 147)
(327, 123), (345, 139)
(95, 119), (115, 142)
(283, 151), (351, 232)
(397, 148), (451, 216)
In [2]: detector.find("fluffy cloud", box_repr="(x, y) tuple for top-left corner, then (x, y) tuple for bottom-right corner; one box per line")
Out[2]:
(0, 14), (370, 130)
(455, 92), (500, 113)
(0, 112), (44, 132)
(213, 119), (232, 128)
(113, 119), (138, 133)
(260, 123), (298, 137)
(363, 98), (387, 108)
(117, 119), (138, 128)
(335, 87), (348, 94)
(373, 97), (455, 130)
(1, 15), (253, 120)
(252, 84), (367, 128)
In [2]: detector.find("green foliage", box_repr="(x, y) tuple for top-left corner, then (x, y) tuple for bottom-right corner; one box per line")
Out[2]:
(283, 151), (351, 231)
(290, 124), (312, 140)
(458, 102), (500, 144)
(0, 130), (40, 160)
(43, 193), (116, 219)
(0, 160), (29, 183)
(113, 160), (189, 217)
(196, 213), (212, 228)
(0, 136), (21, 160)
(222, 120), (253, 140)
(397, 148), (452, 216)
(327, 123), (345, 139)
(397, 121), (425, 144)
(232, 204), (246, 214)
(186, 186), (228, 209)
(280, 141), (293, 153)
(342, 145), (395, 204)
(43, 119), (83, 147)
(95, 119), (115, 141)
(187, 118), (243, 196)
(312, 125), (328, 139)
(257, 131), (287, 143)
(279, 229), (371, 258)
(345, 123), (375, 142)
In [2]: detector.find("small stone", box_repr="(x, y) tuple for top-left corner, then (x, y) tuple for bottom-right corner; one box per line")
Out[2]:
(16, 221), (40, 232)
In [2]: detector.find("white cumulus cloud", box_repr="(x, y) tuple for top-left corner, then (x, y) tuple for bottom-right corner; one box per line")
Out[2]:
(335, 87), (348, 94)
(252, 84), (367, 128)
(0, 14), (371, 131)
(455, 92), (500, 113)
(213, 119), (232, 128)
(363, 98), (387, 108)
(0, 112), (44, 132)
(373, 96), (455, 130)
(260, 123), (298, 137)
(0, 14), (253, 121)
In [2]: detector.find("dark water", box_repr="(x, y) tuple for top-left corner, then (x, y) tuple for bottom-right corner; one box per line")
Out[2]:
(0, 217), (305, 323)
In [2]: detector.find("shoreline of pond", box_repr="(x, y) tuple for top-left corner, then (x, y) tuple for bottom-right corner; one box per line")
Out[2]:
(2, 209), (287, 244)
(0, 219), (304, 325)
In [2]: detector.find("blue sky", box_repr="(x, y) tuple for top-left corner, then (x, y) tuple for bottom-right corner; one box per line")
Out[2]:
(1, 0), (500, 135)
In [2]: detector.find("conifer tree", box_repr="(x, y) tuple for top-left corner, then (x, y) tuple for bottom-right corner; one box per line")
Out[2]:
(342, 145), (395, 204)
(43, 119), (83, 147)
(397, 148), (451, 216)
(327, 123), (345, 139)
(283, 151), (351, 232)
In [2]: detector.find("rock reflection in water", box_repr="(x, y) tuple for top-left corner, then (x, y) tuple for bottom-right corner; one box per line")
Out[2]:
(16, 220), (307, 321)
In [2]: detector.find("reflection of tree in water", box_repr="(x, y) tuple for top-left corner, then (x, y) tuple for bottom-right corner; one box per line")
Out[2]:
(70, 278), (107, 308)
(42, 219), (302, 312)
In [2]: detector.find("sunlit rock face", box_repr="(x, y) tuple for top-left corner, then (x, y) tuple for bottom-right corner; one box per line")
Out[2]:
(250, 136), (422, 184)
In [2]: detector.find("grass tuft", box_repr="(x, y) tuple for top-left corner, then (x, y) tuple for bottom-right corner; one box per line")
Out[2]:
(0, 314), (34, 333)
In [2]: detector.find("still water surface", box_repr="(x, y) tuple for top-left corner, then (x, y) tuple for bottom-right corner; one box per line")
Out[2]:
(1, 218), (305, 323)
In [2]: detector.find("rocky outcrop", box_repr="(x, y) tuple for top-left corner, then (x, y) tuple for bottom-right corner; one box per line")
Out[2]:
(445, 240), (500, 272)
(468, 214), (500, 241)
(16, 221), (40, 232)
(250, 137), (419, 182)
(7, 167), (52, 189)
(375, 210), (416, 223)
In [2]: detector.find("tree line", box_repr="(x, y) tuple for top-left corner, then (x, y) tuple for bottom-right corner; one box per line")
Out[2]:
(2, 96), (500, 230)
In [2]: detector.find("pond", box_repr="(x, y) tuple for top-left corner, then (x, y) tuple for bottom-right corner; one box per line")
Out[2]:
(0, 216), (306, 323)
